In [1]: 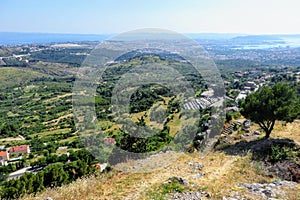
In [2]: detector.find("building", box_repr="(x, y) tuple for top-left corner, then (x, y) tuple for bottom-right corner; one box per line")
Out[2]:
(226, 106), (239, 112)
(9, 145), (30, 155)
(57, 146), (68, 151)
(0, 151), (9, 166)
(0, 160), (7, 166)
(245, 81), (256, 88)
(0, 151), (9, 160)
(104, 138), (116, 145)
(235, 91), (247, 103)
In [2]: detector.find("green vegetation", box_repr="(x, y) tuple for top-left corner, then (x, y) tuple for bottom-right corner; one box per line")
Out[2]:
(269, 145), (299, 163)
(129, 84), (173, 113)
(1, 42), (300, 199)
(1, 149), (98, 200)
(161, 182), (184, 195)
(241, 83), (300, 138)
(30, 47), (88, 66)
(0, 51), (206, 199)
(0, 67), (45, 89)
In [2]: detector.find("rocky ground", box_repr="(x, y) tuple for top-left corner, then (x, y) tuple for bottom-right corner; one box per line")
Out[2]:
(24, 120), (300, 200)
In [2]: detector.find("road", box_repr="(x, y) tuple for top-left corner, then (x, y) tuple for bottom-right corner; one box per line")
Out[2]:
(7, 167), (32, 180)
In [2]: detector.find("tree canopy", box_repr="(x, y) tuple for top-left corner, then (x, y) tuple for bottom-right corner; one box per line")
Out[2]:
(241, 83), (299, 138)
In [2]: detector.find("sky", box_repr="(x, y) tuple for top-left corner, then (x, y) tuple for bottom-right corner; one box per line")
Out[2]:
(1, 0), (299, 34)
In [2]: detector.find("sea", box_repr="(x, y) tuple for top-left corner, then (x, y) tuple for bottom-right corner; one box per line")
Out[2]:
(1, 32), (300, 49)
(0, 32), (110, 45)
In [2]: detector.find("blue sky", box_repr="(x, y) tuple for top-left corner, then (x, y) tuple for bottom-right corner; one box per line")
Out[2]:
(1, 0), (299, 34)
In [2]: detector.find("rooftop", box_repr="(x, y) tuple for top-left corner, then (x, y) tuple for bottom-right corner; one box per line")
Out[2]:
(0, 151), (8, 157)
(9, 145), (30, 152)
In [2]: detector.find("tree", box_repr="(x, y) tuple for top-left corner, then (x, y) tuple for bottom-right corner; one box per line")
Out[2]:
(43, 163), (68, 188)
(241, 83), (299, 138)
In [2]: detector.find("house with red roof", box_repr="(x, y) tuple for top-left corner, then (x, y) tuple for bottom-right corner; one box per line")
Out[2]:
(0, 151), (9, 160)
(9, 145), (30, 155)
(0, 151), (9, 166)
(104, 138), (116, 145)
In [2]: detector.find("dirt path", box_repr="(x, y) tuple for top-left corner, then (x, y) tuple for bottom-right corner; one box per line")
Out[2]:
(0, 135), (25, 142)
(43, 93), (72, 103)
(43, 113), (73, 126)
(205, 156), (236, 180)
(119, 152), (236, 200)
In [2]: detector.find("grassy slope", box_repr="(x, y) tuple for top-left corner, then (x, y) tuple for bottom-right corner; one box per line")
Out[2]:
(0, 66), (78, 151)
(0, 67), (45, 89)
(22, 120), (300, 200)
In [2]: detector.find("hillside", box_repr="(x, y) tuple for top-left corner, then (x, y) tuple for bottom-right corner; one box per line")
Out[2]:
(22, 120), (300, 200)
(0, 43), (299, 200)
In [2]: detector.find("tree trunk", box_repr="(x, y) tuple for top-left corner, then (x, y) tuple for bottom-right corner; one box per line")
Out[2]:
(264, 120), (275, 139)
(265, 130), (271, 138)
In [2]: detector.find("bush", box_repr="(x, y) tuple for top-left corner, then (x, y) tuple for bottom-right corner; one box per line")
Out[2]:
(269, 145), (298, 163)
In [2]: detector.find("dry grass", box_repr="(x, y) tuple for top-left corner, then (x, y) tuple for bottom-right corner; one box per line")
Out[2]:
(284, 185), (300, 200)
(0, 136), (23, 142)
(22, 120), (300, 200)
(30, 128), (71, 138)
(23, 152), (274, 200)
(272, 120), (300, 143)
(130, 111), (148, 123)
(43, 93), (72, 103)
(43, 113), (73, 126)
(167, 113), (182, 137)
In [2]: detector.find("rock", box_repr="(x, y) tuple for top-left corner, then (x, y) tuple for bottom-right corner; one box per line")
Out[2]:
(167, 190), (209, 200)
(262, 189), (273, 197)
(195, 133), (205, 140)
(253, 130), (261, 135)
(268, 183), (276, 188)
(273, 180), (297, 187)
(244, 133), (251, 136)
(266, 161), (300, 183)
(186, 161), (204, 171)
(169, 176), (189, 185)
(223, 196), (253, 200)
(192, 172), (206, 179)
(242, 120), (251, 132)
(163, 180), (172, 185)
(222, 197), (239, 200)
(237, 180), (298, 199)
(133, 164), (140, 169)
(243, 120), (251, 128)
(44, 198), (53, 200)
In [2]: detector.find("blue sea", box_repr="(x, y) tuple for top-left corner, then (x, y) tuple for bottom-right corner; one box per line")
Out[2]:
(1, 32), (300, 49)
(0, 32), (110, 45)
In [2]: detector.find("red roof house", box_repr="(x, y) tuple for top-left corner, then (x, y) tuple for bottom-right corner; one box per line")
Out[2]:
(0, 151), (9, 161)
(104, 138), (116, 145)
(9, 145), (30, 154)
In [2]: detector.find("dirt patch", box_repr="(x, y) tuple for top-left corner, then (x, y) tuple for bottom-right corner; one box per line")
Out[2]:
(0, 135), (24, 142)
(43, 93), (72, 103)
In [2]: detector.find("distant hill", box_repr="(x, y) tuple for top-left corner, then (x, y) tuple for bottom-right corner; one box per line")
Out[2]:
(230, 35), (285, 45)
(232, 35), (283, 41)
(186, 33), (245, 40)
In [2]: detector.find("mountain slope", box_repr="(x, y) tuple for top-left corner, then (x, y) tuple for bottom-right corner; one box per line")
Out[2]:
(22, 120), (300, 200)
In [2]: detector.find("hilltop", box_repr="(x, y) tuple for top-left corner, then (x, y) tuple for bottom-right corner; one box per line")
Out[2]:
(22, 120), (300, 200)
